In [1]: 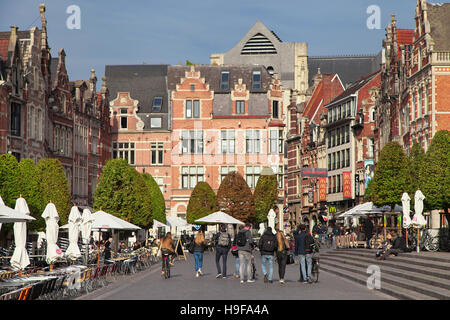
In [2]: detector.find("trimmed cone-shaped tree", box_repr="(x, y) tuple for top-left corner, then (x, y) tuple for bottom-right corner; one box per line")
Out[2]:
(18, 159), (44, 231)
(142, 173), (166, 224)
(186, 181), (216, 224)
(370, 142), (409, 208)
(253, 171), (278, 224)
(408, 142), (426, 194)
(130, 171), (153, 228)
(37, 158), (72, 225)
(419, 130), (450, 223)
(94, 159), (153, 229)
(215, 171), (255, 223)
(0, 153), (20, 208)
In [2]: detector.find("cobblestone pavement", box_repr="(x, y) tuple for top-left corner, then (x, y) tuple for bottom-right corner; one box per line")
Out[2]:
(77, 250), (393, 300)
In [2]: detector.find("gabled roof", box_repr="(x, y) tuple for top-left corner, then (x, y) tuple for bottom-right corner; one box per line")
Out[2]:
(167, 64), (272, 93)
(105, 64), (169, 113)
(326, 70), (380, 107)
(308, 53), (382, 87)
(396, 29), (414, 60)
(304, 73), (345, 123)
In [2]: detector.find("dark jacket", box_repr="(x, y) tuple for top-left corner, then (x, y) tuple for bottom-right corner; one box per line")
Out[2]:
(236, 228), (253, 252)
(193, 241), (206, 253)
(258, 230), (277, 256)
(294, 231), (306, 255)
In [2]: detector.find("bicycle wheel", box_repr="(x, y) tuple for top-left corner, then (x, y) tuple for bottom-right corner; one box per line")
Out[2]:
(165, 259), (170, 279)
(424, 234), (439, 252)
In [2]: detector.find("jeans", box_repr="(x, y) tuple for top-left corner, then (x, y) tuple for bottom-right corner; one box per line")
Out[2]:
(235, 257), (240, 276)
(215, 247), (228, 276)
(276, 251), (287, 280)
(299, 253), (312, 280)
(238, 251), (252, 281)
(261, 255), (274, 281)
(193, 252), (203, 272)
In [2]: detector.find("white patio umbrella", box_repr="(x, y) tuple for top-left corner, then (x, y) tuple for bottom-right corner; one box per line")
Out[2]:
(10, 196), (31, 270)
(401, 192), (412, 228)
(41, 202), (63, 264)
(0, 196), (35, 231)
(412, 189), (426, 228)
(195, 211), (244, 225)
(166, 216), (188, 227)
(65, 205), (82, 260)
(153, 219), (169, 228)
(81, 208), (94, 244)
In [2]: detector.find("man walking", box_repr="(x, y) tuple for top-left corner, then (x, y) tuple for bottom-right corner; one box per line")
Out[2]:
(258, 226), (276, 283)
(214, 224), (231, 278)
(295, 224), (314, 283)
(236, 223), (255, 283)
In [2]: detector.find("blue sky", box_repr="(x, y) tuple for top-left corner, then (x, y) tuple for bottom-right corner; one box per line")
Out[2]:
(0, 0), (417, 85)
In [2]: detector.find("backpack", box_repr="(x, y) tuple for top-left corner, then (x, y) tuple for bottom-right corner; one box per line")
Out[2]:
(261, 235), (276, 252)
(236, 231), (247, 247)
(217, 232), (230, 247)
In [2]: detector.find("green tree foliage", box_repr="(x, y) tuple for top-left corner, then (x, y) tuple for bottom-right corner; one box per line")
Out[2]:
(215, 171), (255, 223)
(0, 154), (20, 208)
(253, 171), (278, 224)
(408, 142), (426, 194)
(37, 158), (72, 225)
(186, 181), (216, 224)
(18, 159), (44, 231)
(369, 142), (409, 208)
(93, 159), (153, 229)
(142, 173), (166, 224)
(419, 130), (450, 220)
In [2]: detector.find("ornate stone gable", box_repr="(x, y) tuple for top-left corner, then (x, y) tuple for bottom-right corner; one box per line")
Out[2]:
(110, 91), (144, 131)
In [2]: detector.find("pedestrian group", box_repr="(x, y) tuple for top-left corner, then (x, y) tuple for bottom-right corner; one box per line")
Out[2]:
(180, 223), (318, 284)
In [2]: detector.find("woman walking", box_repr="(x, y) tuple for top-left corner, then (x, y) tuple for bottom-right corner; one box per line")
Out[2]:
(193, 230), (207, 277)
(276, 227), (290, 284)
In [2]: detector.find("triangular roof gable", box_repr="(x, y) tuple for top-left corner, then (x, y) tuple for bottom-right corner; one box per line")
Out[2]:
(227, 21), (282, 56)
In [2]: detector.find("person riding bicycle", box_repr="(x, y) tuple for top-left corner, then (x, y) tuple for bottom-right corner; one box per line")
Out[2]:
(160, 232), (176, 274)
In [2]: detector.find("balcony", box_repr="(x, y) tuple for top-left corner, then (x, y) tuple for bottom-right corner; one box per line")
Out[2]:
(432, 52), (450, 65)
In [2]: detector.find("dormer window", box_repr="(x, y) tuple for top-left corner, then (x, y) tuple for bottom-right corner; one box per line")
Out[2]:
(220, 71), (229, 90)
(152, 97), (162, 111)
(252, 71), (261, 89)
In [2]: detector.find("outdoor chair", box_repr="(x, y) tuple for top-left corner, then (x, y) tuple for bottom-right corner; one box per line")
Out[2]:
(49, 275), (66, 299)
(37, 277), (57, 300)
(28, 281), (46, 300)
(18, 285), (32, 300)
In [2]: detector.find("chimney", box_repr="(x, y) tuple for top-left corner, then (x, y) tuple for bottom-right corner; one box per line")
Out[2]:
(8, 26), (18, 52)
(39, 4), (48, 50)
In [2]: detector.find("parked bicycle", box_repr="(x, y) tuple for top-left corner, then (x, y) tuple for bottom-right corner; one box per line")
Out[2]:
(407, 227), (439, 252)
(310, 241), (320, 283)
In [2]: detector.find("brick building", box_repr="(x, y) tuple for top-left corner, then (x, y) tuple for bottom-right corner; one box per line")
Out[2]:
(168, 65), (285, 220)
(286, 70), (344, 230)
(0, 4), (112, 207)
(106, 64), (172, 212)
(376, 0), (450, 157)
(325, 71), (381, 215)
(107, 64), (285, 221)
